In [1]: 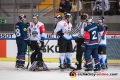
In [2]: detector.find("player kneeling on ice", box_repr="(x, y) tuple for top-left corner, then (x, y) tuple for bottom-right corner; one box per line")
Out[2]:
(98, 17), (108, 70)
(81, 18), (104, 71)
(15, 14), (30, 69)
(28, 14), (48, 71)
(54, 13), (74, 69)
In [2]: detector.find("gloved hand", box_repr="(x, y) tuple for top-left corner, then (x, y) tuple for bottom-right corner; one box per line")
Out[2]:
(57, 31), (64, 36)
(81, 43), (86, 52)
(37, 40), (44, 48)
(24, 40), (31, 46)
(26, 22), (30, 27)
(73, 37), (78, 43)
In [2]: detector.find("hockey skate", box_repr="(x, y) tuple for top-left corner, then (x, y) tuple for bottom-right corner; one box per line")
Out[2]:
(85, 67), (93, 71)
(15, 63), (25, 70)
(94, 67), (101, 71)
(66, 64), (75, 71)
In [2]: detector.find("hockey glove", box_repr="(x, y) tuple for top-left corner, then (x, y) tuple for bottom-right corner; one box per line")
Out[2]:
(57, 31), (64, 36)
(24, 40), (31, 46)
(26, 22), (30, 27)
(81, 43), (86, 52)
(73, 37), (78, 43)
(37, 40), (44, 49)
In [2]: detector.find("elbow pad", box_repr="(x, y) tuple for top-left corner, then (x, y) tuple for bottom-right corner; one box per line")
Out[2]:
(105, 26), (108, 31)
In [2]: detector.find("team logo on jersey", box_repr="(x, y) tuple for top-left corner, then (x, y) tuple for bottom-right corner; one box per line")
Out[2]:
(33, 28), (36, 30)
(23, 28), (27, 31)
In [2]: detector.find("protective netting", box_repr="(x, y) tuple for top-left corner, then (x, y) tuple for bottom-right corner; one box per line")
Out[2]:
(106, 38), (120, 66)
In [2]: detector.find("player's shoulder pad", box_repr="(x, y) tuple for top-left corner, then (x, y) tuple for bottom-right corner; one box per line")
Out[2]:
(38, 21), (44, 25)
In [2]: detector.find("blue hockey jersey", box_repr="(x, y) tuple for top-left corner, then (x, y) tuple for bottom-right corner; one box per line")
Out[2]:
(84, 23), (104, 48)
(15, 22), (28, 40)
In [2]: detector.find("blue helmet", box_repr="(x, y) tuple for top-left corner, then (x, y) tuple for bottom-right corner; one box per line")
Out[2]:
(19, 14), (26, 20)
(64, 13), (72, 19)
(55, 14), (62, 20)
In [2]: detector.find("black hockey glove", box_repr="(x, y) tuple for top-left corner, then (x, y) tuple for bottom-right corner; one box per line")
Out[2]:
(57, 31), (64, 36)
(81, 43), (86, 52)
(105, 26), (108, 31)
(26, 22), (30, 27)
(37, 40), (44, 49)
(25, 40), (31, 46)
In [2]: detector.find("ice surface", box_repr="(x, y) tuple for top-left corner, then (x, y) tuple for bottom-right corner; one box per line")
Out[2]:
(0, 62), (120, 80)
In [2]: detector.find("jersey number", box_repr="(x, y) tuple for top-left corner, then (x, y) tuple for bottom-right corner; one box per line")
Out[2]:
(15, 28), (21, 37)
(92, 31), (97, 40)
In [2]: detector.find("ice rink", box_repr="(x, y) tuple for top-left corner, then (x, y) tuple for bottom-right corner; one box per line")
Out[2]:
(0, 62), (120, 80)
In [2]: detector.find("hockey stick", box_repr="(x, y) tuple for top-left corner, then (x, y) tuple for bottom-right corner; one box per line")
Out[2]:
(26, 46), (31, 69)
(44, 38), (50, 47)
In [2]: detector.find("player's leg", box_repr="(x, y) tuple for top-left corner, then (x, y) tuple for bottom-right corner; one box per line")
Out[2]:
(100, 46), (107, 69)
(30, 42), (37, 64)
(98, 46), (103, 67)
(15, 40), (22, 68)
(84, 48), (93, 71)
(19, 40), (27, 68)
(75, 38), (84, 70)
(59, 38), (67, 69)
(92, 48), (101, 71)
(66, 40), (74, 69)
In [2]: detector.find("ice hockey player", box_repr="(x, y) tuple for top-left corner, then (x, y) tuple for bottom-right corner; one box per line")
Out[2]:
(28, 14), (48, 71)
(81, 18), (104, 71)
(15, 14), (29, 69)
(54, 15), (68, 67)
(54, 13), (74, 69)
(98, 16), (108, 69)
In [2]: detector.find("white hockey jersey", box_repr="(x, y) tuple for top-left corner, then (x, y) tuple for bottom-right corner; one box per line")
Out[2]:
(98, 27), (107, 47)
(28, 21), (46, 41)
(54, 20), (73, 40)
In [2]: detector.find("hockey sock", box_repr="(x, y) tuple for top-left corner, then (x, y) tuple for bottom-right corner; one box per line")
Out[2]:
(101, 55), (107, 65)
(105, 56), (108, 66)
(64, 54), (67, 63)
(59, 53), (66, 64)
(66, 53), (72, 64)
(86, 59), (92, 68)
(99, 54), (103, 65)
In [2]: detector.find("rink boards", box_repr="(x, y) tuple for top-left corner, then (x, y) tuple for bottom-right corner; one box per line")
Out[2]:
(0, 38), (120, 64)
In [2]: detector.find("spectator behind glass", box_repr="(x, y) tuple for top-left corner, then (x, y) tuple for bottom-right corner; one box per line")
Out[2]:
(116, 0), (120, 15)
(71, 0), (82, 27)
(92, 0), (110, 15)
(59, 0), (72, 14)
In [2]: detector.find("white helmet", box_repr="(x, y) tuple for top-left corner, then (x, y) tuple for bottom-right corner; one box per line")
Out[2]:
(33, 14), (39, 19)
(87, 19), (92, 22)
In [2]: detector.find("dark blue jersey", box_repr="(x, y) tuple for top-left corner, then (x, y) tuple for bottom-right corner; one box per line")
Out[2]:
(15, 22), (28, 40)
(84, 23), (104, 48)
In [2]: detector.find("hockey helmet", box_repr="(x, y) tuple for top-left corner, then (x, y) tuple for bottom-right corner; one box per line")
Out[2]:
(81, 15), (87, 20)
(64, 13), (72, 19)
(19, 14), (26, 20)
(98, 16), (105, 22)
(87, 18), (92, 23)
(55, 14), (62, 20)
(33, 14), (39, 19)
(83, 13), (89, 19)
